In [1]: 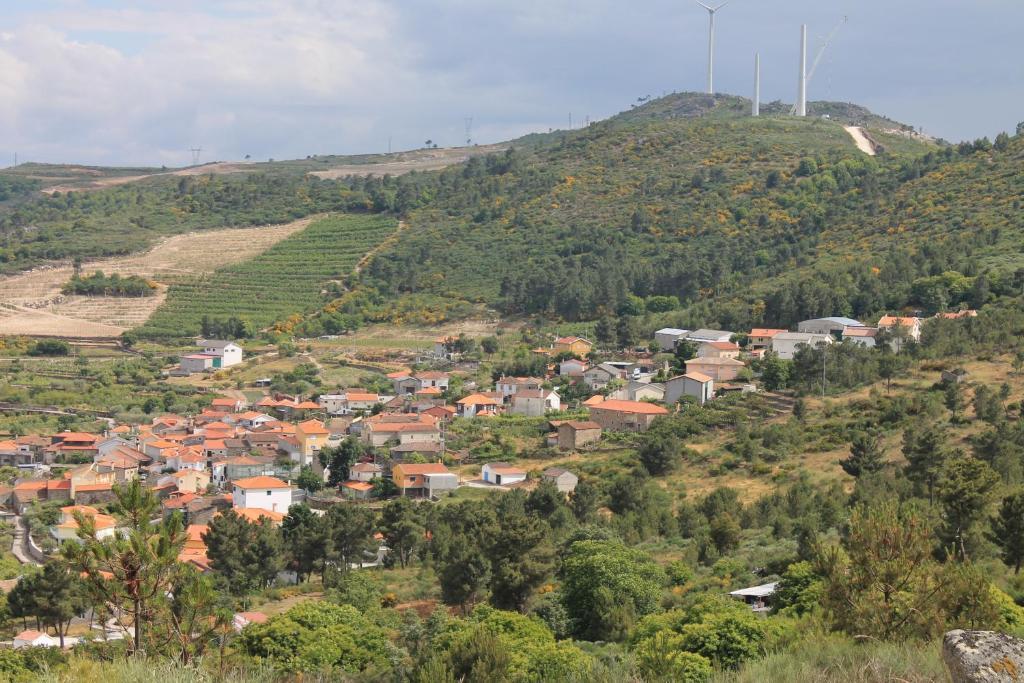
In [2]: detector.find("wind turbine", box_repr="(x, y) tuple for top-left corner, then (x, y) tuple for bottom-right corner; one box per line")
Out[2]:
(696, 1), (729, 95)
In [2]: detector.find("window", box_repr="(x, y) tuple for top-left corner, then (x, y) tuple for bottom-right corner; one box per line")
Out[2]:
(266, 490), (271, 495)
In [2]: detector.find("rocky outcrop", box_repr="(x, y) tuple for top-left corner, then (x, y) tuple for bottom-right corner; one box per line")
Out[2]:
(944, 630), (1024, 682)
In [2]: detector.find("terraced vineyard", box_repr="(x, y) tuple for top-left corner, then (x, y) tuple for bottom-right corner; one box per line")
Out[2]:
(137, 214), (397, 338)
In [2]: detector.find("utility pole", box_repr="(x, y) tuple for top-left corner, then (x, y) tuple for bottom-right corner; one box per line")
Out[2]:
(190, 147), (202, 166)
(822, 343), (827, 398)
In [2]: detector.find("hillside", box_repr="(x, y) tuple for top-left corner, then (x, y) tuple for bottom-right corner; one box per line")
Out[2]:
(4, 92), (1021, 340)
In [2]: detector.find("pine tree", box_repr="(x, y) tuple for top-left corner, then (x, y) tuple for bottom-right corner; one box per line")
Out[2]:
(841, 431), (885, 477)
(902, 421), (948, 503)
(991, 492), (1024, 574)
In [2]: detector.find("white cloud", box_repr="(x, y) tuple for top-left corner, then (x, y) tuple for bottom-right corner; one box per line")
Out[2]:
(0, 0), (1020, 165)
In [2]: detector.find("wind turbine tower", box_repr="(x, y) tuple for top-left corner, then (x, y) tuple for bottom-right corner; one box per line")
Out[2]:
(753, 53), (760, 116)
(696, 1), (729, 95)
(796, 24), (808, 117)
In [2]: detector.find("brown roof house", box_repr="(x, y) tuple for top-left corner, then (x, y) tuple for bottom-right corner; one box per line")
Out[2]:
(557, 421), (603, 450)
(588, 400), (668, 433)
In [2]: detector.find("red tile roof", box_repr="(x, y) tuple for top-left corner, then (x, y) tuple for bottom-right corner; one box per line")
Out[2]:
(589, 399), (669, 415)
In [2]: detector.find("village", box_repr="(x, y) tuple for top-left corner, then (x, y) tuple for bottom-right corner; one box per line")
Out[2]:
(0, 305), (978, 650)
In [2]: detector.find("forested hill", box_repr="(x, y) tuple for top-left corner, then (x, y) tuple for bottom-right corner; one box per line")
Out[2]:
(344, 93), (948, 328)
(326, 92), (1023, 336)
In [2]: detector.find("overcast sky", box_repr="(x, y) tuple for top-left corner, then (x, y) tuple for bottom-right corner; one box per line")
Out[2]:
(0, 0), (1021, 166)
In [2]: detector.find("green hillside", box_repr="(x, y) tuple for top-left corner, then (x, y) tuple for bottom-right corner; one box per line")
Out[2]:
(332, 93), (1021, 333)
(136, 214), (398, 338)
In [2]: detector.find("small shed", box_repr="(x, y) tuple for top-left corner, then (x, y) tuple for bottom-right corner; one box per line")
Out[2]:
(728, 581), (778, 613)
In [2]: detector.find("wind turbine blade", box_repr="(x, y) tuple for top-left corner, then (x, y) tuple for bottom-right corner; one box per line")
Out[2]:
(714, 1), (730, 10)
(694, 1), (714, 11)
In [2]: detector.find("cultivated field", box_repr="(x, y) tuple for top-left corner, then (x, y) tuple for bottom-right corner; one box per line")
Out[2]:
(138, 214), (399, 338)
(0, 218), (314, 337)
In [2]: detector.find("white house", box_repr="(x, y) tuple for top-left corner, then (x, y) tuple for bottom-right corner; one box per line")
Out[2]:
(665, 373), (714, 406)
(481, 462), (527, 486)
(349, 462), (383, 482)
(558, 358), (588, 377)
(584, 363), (624, 391)
(51, 505), (118, 542)
(318, 394), (347, 415)
(770, 332), (834, 361)
(197, 340), (244, 368)
(496, 377), (544, 400)
(796, 317), (863, 337)
(684, 329), (734, 345)
(510, 389), (560, 417)
(654, 328), (690, 351)
(842, 327), (879, 348)
(179, 354), (214, 374)
(232, 476), (292, 513)
(14, 630), (59, 649)
(877, 315), (923, 351)
(542, 468), (579, 493)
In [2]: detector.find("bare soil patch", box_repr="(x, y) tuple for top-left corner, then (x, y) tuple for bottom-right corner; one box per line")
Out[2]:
(0, 217), (314, 337)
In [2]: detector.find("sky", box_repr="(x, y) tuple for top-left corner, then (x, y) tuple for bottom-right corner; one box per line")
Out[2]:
(0, 0), (1021, 167)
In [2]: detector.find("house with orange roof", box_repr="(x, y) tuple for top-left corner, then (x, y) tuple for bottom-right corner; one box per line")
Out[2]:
(231, 507), (286, 525)
(178, 524), (212, 572)
(51, 504), (118, 542)
(422, 405), (456, 422)
(391, 463), (457, 498)
(684, 356), (746, 383)
(211, 397), (245, 412)
(556, 421), (603, 450)
(74, 482), (114, 506)
(295, 419), (330, 464)
(697, 341), (741, 360)
(748, 328), (789, 351)
(588, 399), (668, 432)
(481, 462), (527, 486)
(877, 315), (923, 348)
(94, 451), (141, 483)
(159, 469), (211, 494)
(233, 611), (269, 632)
(456, 393), (500, 418)
(665, 372), (715, 406)
(13, 629), (59, 649)
(361, 413), (442, 448)
(341, 480), (375, 501)
(552, 336), (593, 357)
(231, 476), (292, 513)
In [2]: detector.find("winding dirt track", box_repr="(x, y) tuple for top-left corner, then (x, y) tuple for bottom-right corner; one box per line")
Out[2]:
(0, 217), (315, 337)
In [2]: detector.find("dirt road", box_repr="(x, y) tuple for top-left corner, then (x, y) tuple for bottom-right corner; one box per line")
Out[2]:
(844, 126), (877, 156)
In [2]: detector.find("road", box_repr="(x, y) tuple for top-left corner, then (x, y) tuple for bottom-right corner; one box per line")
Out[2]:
(11, 516), (42, 566)
(844, 126), (877, 156)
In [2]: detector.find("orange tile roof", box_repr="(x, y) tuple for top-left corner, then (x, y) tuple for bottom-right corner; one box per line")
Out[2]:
(683, 371), (714, 383)
(457, 393), (499, 406)
(233, 507), (286, 523)
(233, 476), (289, 490)
(395, 463), (449, 475)
(345, 392), (379, 401)
(705, 341), (739, 350)
(582, 395), (605, 406)
(877, 315), (920, 327)
(55, 432), (99, 442)
(590, 399), (669, 415)
(293, 401), (321, 410)
(75, 483), (113, 492)
(342, 481), (374, 491)
(749, 328), (787, 338)
(554, 336), (590, 345)
(297, 419), (329, 435)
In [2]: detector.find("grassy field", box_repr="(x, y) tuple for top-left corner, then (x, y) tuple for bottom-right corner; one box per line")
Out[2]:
(138, 214), (398, 338)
